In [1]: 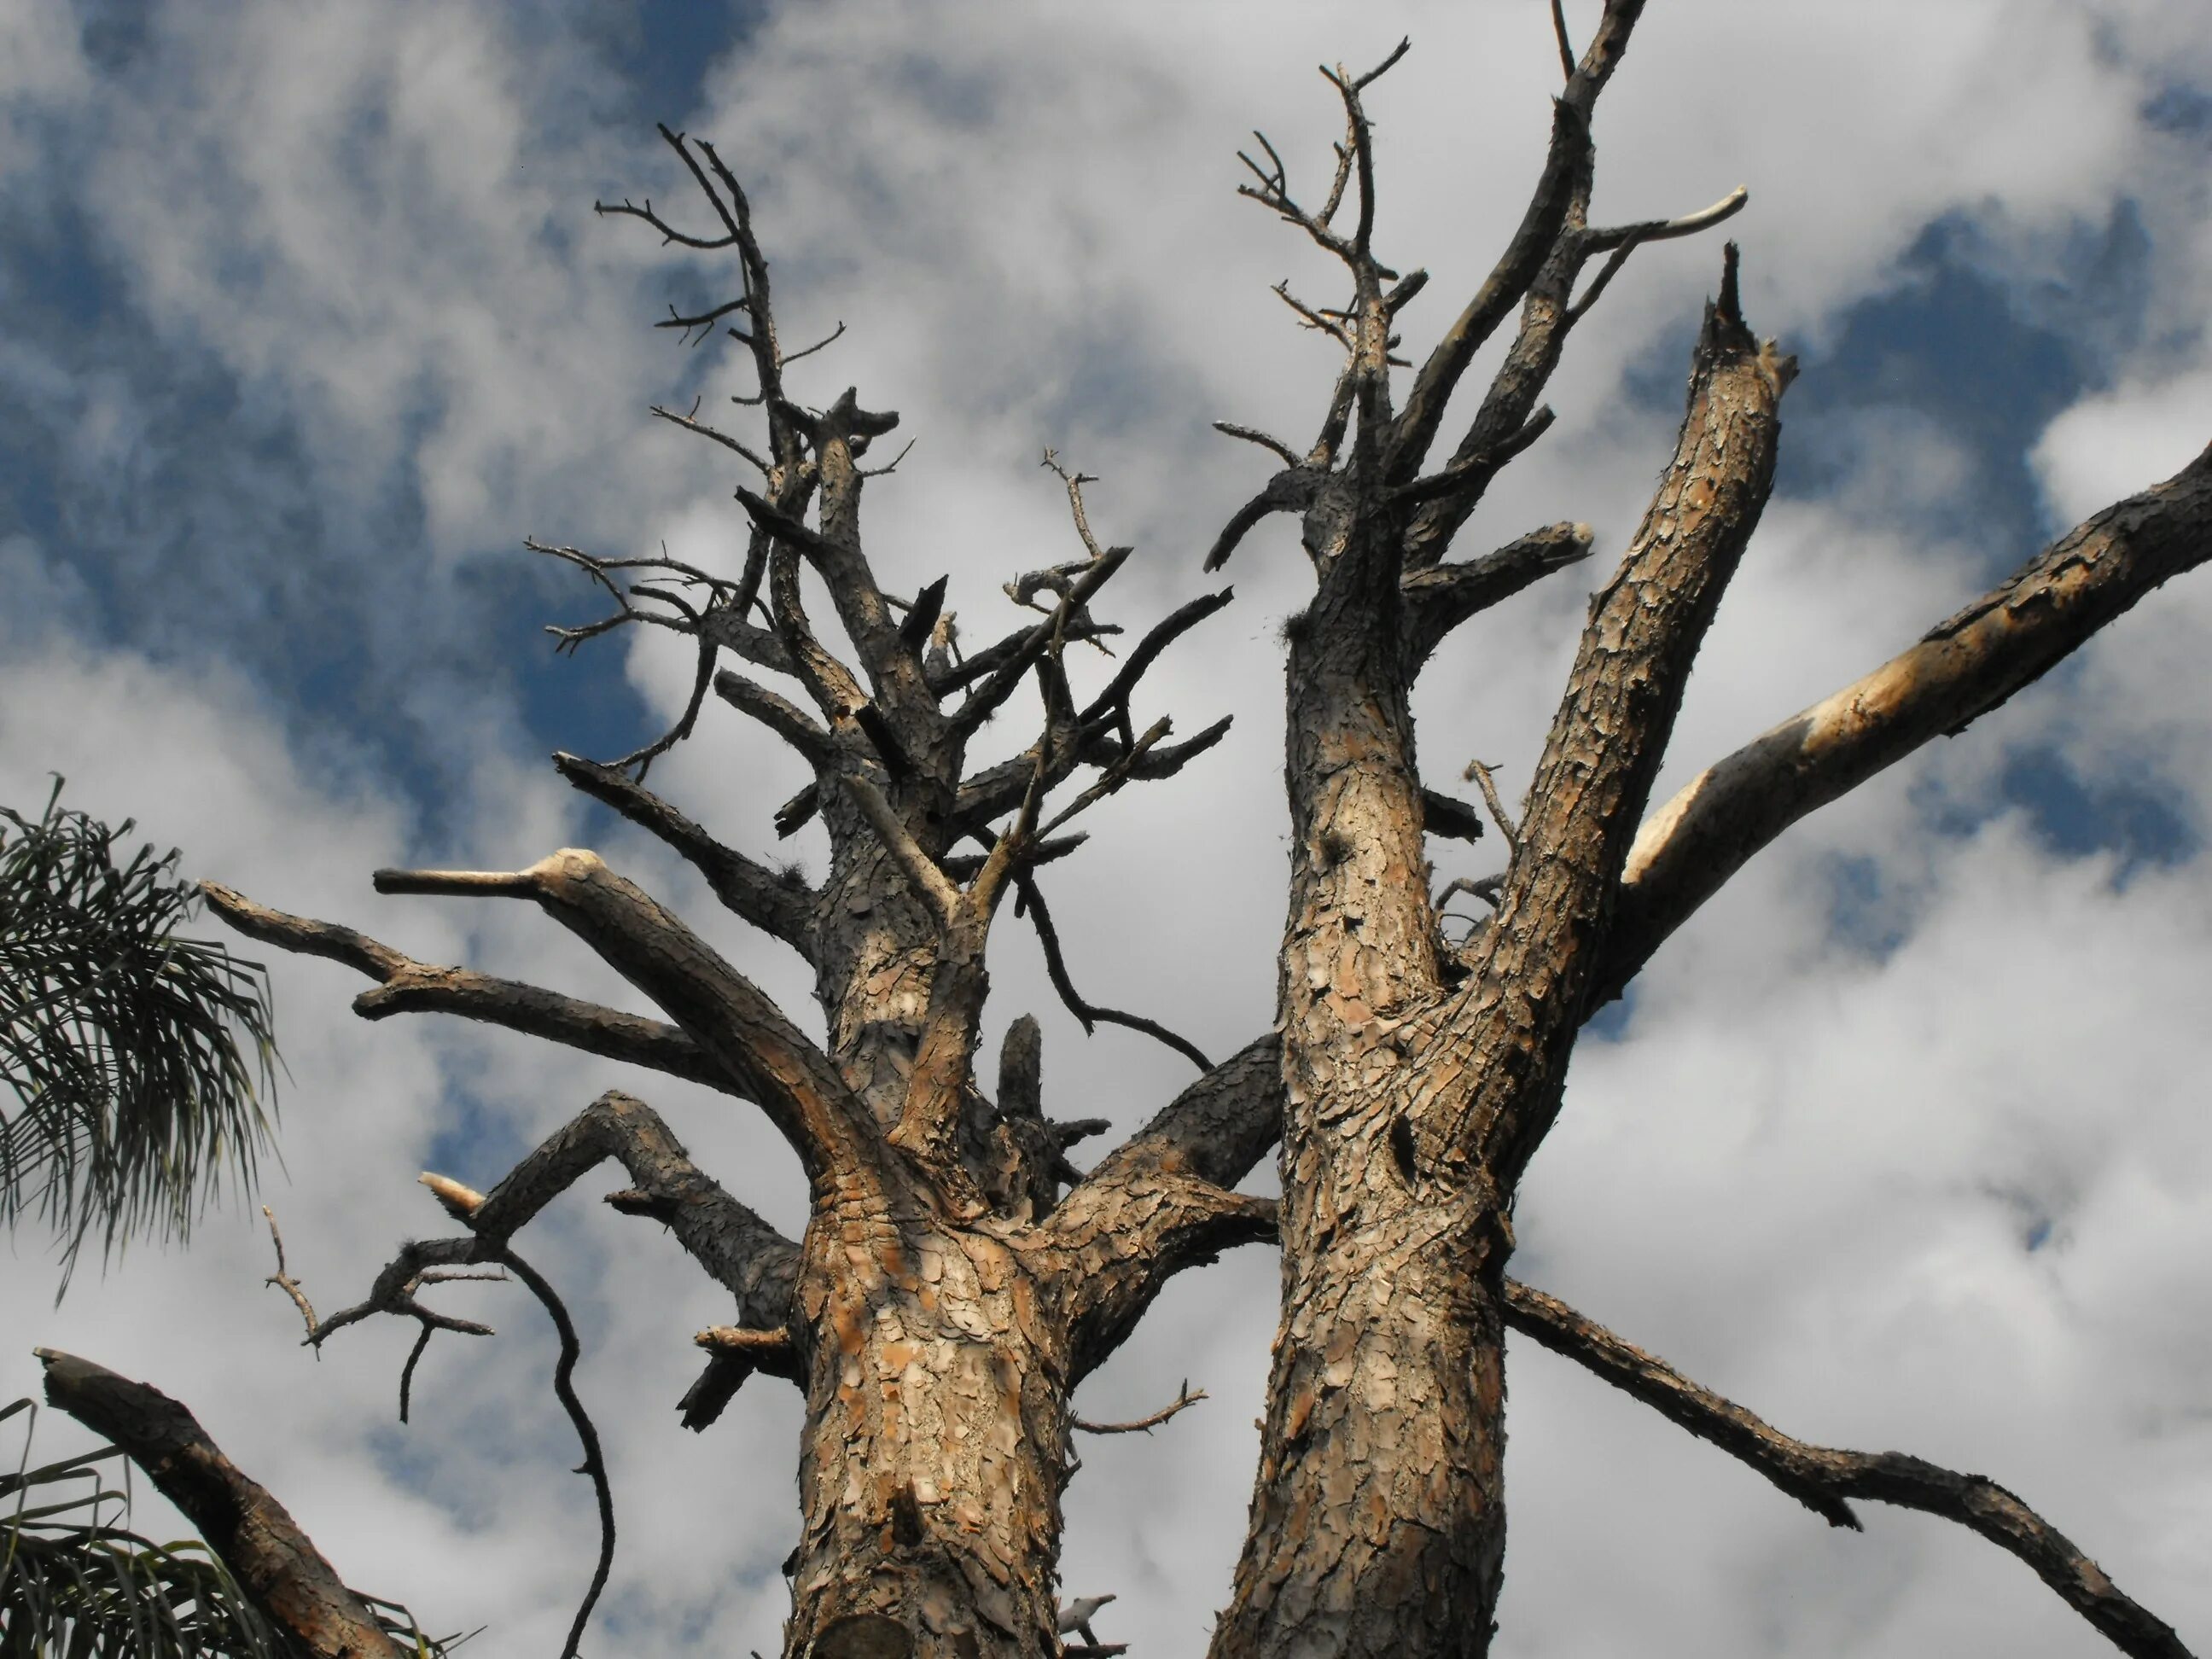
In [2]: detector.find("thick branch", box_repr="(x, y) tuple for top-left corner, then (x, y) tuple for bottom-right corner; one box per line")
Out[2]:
(1503, 1282), (2196, 1659)
(37, 1351), (405, 1658)
(371, 851), (869, 1178)
(1456, 250), (1790, 1185)
(199, 882), (734, 1093)
(554, 751), (816, 954)
(1600, 440), (2212, 1009)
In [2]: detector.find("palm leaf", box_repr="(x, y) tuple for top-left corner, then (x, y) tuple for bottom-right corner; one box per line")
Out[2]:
(0, 783), (279, 1288)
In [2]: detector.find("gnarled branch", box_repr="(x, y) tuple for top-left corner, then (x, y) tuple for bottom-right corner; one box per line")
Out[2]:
(1503, 1280), (2195, 1659)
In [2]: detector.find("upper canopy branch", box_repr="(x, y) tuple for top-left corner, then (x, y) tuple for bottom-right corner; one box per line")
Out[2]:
(1454, 248), (1792, 1187)
(1598, 439), (2212, 1011)
(1386, 0), (1647, 486)
(1505, 1280), (2196, 1659)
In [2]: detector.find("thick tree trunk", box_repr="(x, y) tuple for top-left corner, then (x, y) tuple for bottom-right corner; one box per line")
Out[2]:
(1216, 1195), (1511, 1659)
(784, 1193), (1072, 1659)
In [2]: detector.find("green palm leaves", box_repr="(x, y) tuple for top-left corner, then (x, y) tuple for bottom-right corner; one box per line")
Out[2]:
(0, 784), (277, 1284)
(0, 1397), (280, 1659)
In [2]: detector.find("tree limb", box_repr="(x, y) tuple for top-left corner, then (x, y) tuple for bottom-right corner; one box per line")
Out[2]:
(435, 1089), (800, 1352)
(1501, 1280), (2197, 1659)
(370, 850), (871, 1178)
(553, 751), (817, 954)
(1455, 247), (1792, 1187)
(198, 882), (735, 1093)
(37, 1351), (406, 1658)
(1599, 439), (2212, 1010)
(1402, 520), (1597, 663)
(1386, 0), (1647, 485)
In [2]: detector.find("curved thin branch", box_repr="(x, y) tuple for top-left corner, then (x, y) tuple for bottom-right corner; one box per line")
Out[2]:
(1015, 874), (1209, 1071)
(490, 1248), (614, 1659)
(1503, 1280), (2196, 1659)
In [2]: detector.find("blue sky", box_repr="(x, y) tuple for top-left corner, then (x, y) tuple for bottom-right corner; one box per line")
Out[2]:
(4, 3), (2211, 1656)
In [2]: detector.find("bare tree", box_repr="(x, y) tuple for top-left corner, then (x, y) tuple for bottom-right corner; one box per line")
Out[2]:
(38, 9), (2210, 1659)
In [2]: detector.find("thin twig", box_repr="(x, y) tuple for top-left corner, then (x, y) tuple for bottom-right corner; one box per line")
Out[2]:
(261, 1207), (318, 1349)
(1464, 759), (1521, 853)
(1550, 0), (1576, 82)
(1016, 873), (1209, 1071)
(1074, 1380), (1208, 1435)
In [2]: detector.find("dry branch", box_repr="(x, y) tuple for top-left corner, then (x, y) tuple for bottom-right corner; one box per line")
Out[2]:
(37, 1351), (405, 1658)
(1603, 440), (2212, 1008)
(1503, 1281), (2196, 1659)
(370, 850), (871, 1177)
(200, 881), (733, 1092)
(554, 750), (816, 952)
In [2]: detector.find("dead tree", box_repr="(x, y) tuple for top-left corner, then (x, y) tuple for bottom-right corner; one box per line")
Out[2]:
(52, 10), (2207, 1659)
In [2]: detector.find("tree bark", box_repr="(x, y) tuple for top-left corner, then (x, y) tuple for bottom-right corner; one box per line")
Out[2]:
(1215, 258), (1790, 1659)
(784, 1202), (1073, 1659)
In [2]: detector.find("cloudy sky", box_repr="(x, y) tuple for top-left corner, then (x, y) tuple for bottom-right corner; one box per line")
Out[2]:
(4, 0), (2211, 1654)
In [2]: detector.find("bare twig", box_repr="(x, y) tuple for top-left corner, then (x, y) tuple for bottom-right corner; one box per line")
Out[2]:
(261, 1207), (318, 1348)
(493, 1247), (615, 1659)
(1550, 0), (1576, 82)
(1213, 422), (1302, 467)
(1016, 873), (1210, 1071)
(1462, 760), (1520, 853)
(1073, 1380), (1208, 1435)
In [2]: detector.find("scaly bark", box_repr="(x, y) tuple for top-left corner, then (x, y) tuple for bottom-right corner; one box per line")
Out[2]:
(1216, 253), (1791, 1658)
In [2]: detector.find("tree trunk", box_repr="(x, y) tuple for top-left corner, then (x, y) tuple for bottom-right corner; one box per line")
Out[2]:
(1216, 1194), (1511, 1659)
(785, 1195), (1072, 1659)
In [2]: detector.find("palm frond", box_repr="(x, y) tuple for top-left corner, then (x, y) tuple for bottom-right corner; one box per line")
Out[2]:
(0, 783), (279, 1289)
(0, 1399), (468, 1657)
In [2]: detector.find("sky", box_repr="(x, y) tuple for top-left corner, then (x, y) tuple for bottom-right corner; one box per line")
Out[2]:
(3, 1), (2211, 1655)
